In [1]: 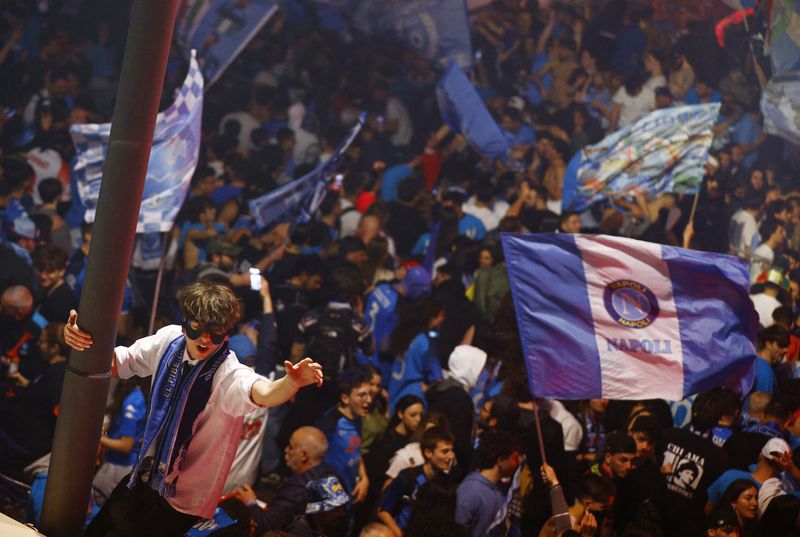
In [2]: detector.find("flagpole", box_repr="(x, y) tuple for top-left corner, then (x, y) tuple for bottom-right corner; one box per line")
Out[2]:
(688, 190), (701, 227)
(531, 399), (548, 466)
(148, 231), (172, 335)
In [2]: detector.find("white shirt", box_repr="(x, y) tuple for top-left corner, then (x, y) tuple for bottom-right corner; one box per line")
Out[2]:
(219, 111), (261, 151)
(543, 399), (584, 452)
(339, 199), (361, 238)
(750, 293), (782, 328)
(115, 325), (269, 518)
(613, 86), (656, 128)
(729, 209), (758, 258)
(386, 97), (413, 146)
(222, 406), (269, 494)
(644, 75), (667, 92)
(463, 198), (508, 231)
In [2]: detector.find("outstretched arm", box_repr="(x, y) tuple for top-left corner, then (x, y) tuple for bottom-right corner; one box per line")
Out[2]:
(250, 358), (323, 408)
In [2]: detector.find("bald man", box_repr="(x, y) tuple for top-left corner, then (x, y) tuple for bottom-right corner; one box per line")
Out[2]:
(233, 426), (349, 536)
(359, 522), (396, 537)
(1, 285), (41, 382)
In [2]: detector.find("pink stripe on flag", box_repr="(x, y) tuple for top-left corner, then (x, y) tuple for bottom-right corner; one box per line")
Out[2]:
(575, 235), (684, 400)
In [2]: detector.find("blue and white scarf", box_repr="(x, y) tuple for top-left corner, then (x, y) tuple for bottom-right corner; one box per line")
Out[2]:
(128, 334), (228, 498)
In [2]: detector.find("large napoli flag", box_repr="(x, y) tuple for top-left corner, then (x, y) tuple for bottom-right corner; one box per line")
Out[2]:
(501, 233), (758, 400)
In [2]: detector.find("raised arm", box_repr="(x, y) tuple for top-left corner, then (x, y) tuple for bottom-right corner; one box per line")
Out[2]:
(250, 358), (323, 408)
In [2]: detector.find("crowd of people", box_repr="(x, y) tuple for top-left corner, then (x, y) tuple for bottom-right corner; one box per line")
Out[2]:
(2, 0), (800, 536)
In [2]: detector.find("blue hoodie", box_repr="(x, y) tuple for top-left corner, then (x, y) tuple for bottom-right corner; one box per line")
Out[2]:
(388, 332), (442, 412)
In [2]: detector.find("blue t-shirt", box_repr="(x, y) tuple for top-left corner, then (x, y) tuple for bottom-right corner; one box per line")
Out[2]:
(388, 332), (442, 412)
(683, 87), (722, 105)
(753, 358), (777, 395)
(363, 283), (400, 382)
(711, 425), (734, 448)
(733, 113), (763, 168)
(105, 386), (147, 467)
(317, 408), (362, 493)
(379, 466), (427, 530)
(380, 164), (414, 202)
(706, 467), (758, 506)
(459, 214), (486, 241)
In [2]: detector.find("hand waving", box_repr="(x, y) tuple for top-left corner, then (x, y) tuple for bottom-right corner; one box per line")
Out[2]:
(284, 358), (323, 389)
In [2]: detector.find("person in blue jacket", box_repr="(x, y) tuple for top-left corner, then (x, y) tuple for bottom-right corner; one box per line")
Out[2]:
(362, 266), (432, 383)
(387, 296), (446, 412)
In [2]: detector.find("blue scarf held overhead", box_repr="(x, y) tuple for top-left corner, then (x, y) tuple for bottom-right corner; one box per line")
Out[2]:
(128, 334), (229, 498)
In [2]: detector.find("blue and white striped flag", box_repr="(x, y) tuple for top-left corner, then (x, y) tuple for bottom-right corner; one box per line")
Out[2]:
(70, 51), (203, 234)
(562, 104), (720, 212)
(248, 113), (365, 230)
(502, 233), (758, 400)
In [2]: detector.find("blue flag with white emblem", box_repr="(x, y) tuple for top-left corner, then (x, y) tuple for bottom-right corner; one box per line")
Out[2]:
(176, 0), (278, 87)
(70, 51), (203, 234)
(248, 114), (365, 230)
(436, 61), (509, 161)
(502, 232), (758, 400)
(352, 0), (472, 69)
(562, 104), (719, 212)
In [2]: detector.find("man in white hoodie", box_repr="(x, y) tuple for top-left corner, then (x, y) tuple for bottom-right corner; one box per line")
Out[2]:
(426, 345), (487, 472)
(287, 102), (321, 167)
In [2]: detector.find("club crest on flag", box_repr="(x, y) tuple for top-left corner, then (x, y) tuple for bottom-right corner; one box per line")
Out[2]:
(603, 280), (660, 329)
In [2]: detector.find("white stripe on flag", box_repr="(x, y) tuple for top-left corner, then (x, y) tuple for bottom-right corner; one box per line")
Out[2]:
(575, 235), (684, 400)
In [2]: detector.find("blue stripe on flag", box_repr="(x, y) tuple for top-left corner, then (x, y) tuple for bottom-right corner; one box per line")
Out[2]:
(661, 245), (758, 396)
(501, 233), (602, 398)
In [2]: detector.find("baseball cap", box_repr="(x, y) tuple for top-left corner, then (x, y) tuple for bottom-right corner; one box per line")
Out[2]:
(11, 216), (37, 240)
(706, 505), (741, 530)
(761, 437), (791, 462)
(402, 265), (431, 300)
(228, 334), (256, 366)
(605, 431), (637, 455)
(207, 237), (241, 257)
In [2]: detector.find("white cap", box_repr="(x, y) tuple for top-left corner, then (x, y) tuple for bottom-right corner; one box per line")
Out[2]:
(761, 437), (791, 461)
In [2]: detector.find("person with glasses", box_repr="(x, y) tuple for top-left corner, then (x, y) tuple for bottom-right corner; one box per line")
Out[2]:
(64, 279), (324, 537)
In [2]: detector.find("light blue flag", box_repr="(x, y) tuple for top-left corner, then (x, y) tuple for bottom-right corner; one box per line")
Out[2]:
(176, 0), (278, 87)
(352, 0), (472, 69)
(761, 71), (800, 145)
(436, 61), (509, 161)
(71, 51), (204, 233)
(248, 114), (366, 230)
(562, 104), (720, 212)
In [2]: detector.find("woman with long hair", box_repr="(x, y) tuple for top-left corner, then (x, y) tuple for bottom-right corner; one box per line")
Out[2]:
(387, 296), (446, 412)
(721, 480), (759, 536)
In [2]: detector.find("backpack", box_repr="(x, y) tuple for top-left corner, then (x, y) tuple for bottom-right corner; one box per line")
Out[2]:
(306, 306), (357, 381)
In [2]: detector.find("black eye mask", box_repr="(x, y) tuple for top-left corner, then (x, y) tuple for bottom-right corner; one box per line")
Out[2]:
(183, 320), (227, 344)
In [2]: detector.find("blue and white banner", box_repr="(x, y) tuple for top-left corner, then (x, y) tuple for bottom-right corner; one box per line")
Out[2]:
(562, 104), (720, 211)
(436, 61), (509, 161)
(352, 0), (472, 69)
(248, 113), (365, 230)
(501, 233), (758, 400)
(761, 70), (800, 145)
(176, 0), (278, 87)
(71, 51), (203, 233)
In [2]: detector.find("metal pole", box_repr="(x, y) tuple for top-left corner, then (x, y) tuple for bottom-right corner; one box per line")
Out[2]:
(40, 0), (179, 534)
(148, 231), (172, 335)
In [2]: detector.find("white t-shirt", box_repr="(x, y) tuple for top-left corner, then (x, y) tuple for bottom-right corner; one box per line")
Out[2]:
(386, 97), (413, 146)
(219, 111), (261, 151)
(751, 293), (782, 328)
(729, 209), (758, 258)
(222, 406), (269, 494)
(644, 75), (667, 92)
(463, 200), (503, 231)
(544, 399), (584, 452)
(339, 199), (361, 238)
(613, 86), (656, 128)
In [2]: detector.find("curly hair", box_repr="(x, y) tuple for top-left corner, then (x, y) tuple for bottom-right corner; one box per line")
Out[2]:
(176, 281), (240, 332)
